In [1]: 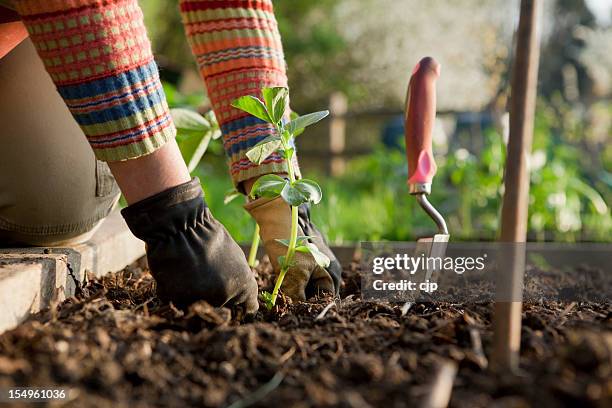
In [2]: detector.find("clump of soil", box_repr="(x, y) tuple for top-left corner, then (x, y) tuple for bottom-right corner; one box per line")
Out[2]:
(0, 258), (610, 408)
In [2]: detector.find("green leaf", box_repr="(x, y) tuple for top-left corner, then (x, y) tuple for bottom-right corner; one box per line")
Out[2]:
(293, 179), (323, 204)
(202, 111), (222, 140)
(272, 88), (289, 124)
(186, 132), (212, 173)
(275, 238), (290, 247)
(170, 108), (211, 132)
(231, 95), (272, 123)
(295, 243), (331, 268)
(176, 127), (215, 173)
(224, 188), (242, 205)
(260, 291), (274, 310)
(280, 147), (295, 160)
(175, 128), (202, 143)
(251, 174), (288, 199)
(262, 88), (276, 114)
(569, 178), (608, 214)
(262, 87), (288, 124)
(275, 236), (314, 247)
(290, 111), (304, 137)
(246, 135), (282, 165)
(203, 110), (218, 126)
(280, 129), (292, 145)
(278, 255), (297, 269)
(286, 111), (329, 136)
(280, 184), (309, 207)
(211, 129), (222, 140)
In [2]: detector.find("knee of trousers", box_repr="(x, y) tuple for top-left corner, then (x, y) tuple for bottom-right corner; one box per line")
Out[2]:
(0, 39), (120, 246)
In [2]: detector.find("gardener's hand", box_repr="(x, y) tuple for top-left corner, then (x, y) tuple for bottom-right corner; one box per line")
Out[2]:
(122, 178), (258, 313)
(245, 196), (342, 301)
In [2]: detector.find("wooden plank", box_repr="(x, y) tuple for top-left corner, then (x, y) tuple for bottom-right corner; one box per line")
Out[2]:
(420, 360), (457, 408)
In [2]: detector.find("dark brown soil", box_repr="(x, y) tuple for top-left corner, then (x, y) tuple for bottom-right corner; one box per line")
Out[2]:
(0, 258), (610, 408)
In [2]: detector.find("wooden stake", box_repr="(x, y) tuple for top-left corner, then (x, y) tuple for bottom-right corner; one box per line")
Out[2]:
(328, 92), (348, 176)
(492, 0), (542, 372)
(421, 360), (457, 408)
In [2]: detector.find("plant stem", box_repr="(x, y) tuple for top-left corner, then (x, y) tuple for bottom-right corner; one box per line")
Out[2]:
(285, 205), (299, 261)
(248, 223), (260, 267)
(270, 134), (300, 306)
(286, 155), (295, 184)
(270, 206), (298, 305)
(270, 267), (287, 305)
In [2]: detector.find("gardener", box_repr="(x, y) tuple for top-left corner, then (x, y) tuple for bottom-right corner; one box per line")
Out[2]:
(0, 0), (342, 313)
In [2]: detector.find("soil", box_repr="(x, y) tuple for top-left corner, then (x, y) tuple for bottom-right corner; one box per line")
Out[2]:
(0, 258), (610, 408)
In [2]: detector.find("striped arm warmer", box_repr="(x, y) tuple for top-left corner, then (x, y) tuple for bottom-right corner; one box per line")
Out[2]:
(179, 0), (300, 187)
(14, 0), (175, 162)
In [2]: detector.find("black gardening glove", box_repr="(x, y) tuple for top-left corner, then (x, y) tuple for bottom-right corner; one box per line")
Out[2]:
(121, 178), (258, 313)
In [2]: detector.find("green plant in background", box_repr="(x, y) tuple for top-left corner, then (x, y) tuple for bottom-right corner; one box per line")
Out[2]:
(528, 98), (610, 241)
(443, 129), (505, 239)
(170, 128), (609, 244)
(224, 189), (261, 268)
(141, 0), (610, 243)
(308, 115), (609, 243)
(170, 108), (221, 172)
(163, 82), (207, 112)
(164, 81), (609, 244)
(271, 0), (353, 110)
(232, 87), (330, 309)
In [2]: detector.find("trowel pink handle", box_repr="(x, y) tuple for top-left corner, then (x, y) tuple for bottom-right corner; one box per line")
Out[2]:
(404, 57), (440, 190)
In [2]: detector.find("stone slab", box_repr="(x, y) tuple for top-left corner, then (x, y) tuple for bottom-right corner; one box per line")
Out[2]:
(0, 211), (145, 334)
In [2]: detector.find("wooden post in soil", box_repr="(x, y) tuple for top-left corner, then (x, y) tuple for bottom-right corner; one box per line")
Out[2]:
(492, 0), (542, 372)
(328, 92), (348, 176)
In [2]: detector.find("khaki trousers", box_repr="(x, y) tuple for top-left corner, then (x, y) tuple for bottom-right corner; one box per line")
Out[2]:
(0, 39), (120, 246)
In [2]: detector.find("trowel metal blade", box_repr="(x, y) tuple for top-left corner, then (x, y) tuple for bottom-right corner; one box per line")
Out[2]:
(414, 233), (450, 283)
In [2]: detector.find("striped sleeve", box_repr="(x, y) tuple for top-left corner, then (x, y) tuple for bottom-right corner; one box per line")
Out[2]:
(179, 0), (300, 187)
(14, 0), (175, 162)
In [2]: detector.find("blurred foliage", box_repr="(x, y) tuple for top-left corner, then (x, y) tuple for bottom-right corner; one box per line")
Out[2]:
(539, 0), (597, 100)
(141, 0), (353, 109)
(170, 96), (610, 243)
(162, 82), (206, 110)
(272, 0), (354, 110)
(141, 0), (193, 74)
(147, 0), (610, 243)
(321, 100), (610, 243)
(170, 108), (222, 173)
(141, 0), (610, 110)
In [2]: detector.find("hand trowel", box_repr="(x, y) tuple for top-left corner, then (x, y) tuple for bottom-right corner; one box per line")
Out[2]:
(404, 57), (450, 285)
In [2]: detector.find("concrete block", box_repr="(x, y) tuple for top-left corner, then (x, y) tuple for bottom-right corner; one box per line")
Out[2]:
(0, 253), (70, 305)
(72, 211), (145, 280)
(0, 254), (70, 334)
(0, 262), (43, 333)
(0, 211), (145, 334)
